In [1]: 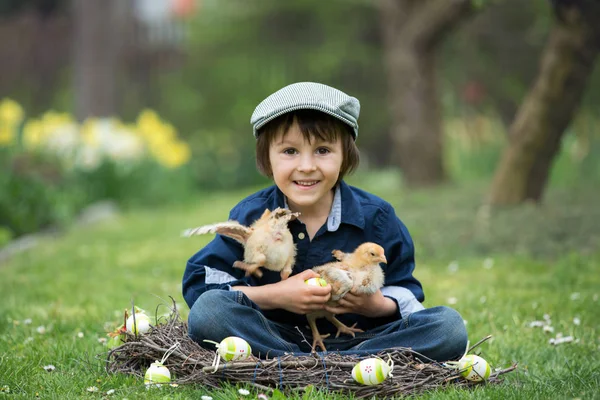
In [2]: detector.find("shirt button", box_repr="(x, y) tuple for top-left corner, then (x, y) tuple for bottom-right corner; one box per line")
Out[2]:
(298, 232), (305, 240)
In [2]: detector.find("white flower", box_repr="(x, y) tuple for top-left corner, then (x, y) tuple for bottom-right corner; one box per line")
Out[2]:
(43, 365), (56, 372)
(238, 388), (250, 396)
(201, 396), (213, 400)
(447, 261), (459, 273)
(24, 337), (34, 344)
(87, 386), (99, 392)
(98, 337), (107, 344)
(479, 296), (487, 304)
(23, 318), (32, 325)
(106, 389), (115, 395)
(77, 332), (84, 338)
(463, 319), (468, 325)
(570, 292), (581, 301)
(446, 297), (458, 305)
(549, 335), (574, 345)
(483, 258), (494, 269)
(543, 325), (554, 333)
(1, 385), (10, 393)
(258, 394), (269, 400)
(36, 326), (46, 334)
(528, 321), (544, 328)
(169, 384), (179, 387)
(573, 317), (581, 326)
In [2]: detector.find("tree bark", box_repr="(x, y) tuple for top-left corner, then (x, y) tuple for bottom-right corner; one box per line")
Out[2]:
(73, 0), (122, 121)
(487, 1), (600, 205)
(379, 0), (473, 187)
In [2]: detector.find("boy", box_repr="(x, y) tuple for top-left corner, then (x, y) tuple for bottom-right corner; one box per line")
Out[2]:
(183, 82), (467, 361)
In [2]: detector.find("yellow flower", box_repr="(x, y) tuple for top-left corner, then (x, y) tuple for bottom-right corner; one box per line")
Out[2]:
(22, 120), (45, 149)
(154, 140), (191, 168)
(0, 98), (24, 125)
(137, 109), (163, 137)
(0, 126), (14, 147)
(81, 118), (100, 147)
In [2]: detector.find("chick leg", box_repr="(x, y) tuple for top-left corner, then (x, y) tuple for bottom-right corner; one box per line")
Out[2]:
(280, 256), (294, 280)
(233, 253), (266, 278)
(325, 315), (364, 338)
(307, 315), (330, 352)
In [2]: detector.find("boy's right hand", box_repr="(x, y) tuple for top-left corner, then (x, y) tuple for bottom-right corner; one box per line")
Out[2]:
(270, 269), (331, 315)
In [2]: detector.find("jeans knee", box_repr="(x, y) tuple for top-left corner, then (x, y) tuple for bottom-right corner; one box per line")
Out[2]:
(435, 306), (468, 357)
(188, 290), (231, 340)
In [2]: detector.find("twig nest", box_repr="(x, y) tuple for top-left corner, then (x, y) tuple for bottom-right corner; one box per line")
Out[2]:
(214, 336), (252, 362)
(304, 278), (328, 287)
(144, 361), (171, 385)
(126, 313), (151, 335)
(458, 355), (491, 382)
(352, 357), (393, 386)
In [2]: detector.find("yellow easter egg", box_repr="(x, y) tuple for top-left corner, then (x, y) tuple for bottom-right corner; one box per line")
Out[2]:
(458, 354), (491, 382)
(126, 313), (151, 335)
(217, 336), (251, 362)
(352, 358), (391, 386)
(144, 361), (171, 385)
(304, 278), (328, 287)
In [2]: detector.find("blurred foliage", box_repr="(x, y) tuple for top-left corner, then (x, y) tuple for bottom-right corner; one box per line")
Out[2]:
(444, 112), (600, 188)
(0, 99), (196, 238)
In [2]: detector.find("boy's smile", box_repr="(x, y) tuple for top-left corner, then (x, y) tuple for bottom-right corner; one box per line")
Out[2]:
(269, 122), (343, 217)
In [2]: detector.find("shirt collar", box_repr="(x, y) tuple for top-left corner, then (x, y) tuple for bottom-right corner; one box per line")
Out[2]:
(278, 181), (365, 232)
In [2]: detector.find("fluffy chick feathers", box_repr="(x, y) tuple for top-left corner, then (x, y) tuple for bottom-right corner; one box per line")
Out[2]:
(183, 207), (299, 280)
(308, 242), (387, 352)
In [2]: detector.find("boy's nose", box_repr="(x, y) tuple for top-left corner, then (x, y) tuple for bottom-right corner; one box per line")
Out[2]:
(297, 154), (317, 172)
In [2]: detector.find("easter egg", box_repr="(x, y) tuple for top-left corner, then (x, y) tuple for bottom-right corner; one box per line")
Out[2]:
(126, 313), (151, 335)
(352, 358), (392, 386)
(304, 278), (328, 287)
(217, 336), (251, 362)
(458, 354), (491, 382)
(144, 361), (171, 385)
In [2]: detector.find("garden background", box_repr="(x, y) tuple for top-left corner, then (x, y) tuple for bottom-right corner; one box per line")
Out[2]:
(1, 0), (599, 398)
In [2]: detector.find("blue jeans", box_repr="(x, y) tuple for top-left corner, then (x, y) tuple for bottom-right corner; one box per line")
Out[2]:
(188, 290), (468, 362)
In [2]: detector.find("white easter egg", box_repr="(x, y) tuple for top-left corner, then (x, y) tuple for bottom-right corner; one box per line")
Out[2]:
(126, 313), (151, 335)
(458, 354), (491, 382)
(144, 361), (171, 385)
(217, 336), (251, 362)
(304, 278), (328, 287)
(352, 358), (392, 386)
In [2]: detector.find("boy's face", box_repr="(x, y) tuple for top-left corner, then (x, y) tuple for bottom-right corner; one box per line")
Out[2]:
(269, 122), (343, 213)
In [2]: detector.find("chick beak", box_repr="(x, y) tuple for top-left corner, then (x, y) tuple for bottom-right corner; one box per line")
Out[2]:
(379, 255), (388, 264)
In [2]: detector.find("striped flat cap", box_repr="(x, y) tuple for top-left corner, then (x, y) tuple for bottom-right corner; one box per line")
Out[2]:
(251, 82), (360, 139)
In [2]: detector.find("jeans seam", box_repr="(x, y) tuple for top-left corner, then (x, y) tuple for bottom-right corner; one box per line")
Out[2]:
(237, 291), (295, 353)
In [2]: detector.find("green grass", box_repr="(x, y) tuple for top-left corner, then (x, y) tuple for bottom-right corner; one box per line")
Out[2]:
(1, 175), (599, 399)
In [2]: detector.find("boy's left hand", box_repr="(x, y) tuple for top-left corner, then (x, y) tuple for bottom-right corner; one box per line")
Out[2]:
(324, 289), (397, 318)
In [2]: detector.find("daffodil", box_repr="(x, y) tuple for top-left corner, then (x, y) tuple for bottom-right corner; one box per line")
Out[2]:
(0, 98), (24, 125)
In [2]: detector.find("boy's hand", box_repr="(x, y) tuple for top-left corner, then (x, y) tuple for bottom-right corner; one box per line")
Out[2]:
(272, 270), (331, 314)
(236, 270), (331, 314)
(324, 289), (397, 318)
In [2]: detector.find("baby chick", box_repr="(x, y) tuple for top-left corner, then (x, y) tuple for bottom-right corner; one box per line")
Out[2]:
(183, 207), (299, 280)
(308, 242), (387, 352)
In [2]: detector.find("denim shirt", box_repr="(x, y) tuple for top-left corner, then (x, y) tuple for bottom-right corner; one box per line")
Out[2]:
(182, 181), (425, 334)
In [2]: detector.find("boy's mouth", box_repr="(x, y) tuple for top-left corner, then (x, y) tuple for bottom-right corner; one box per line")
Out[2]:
(294, 180), (319, 187)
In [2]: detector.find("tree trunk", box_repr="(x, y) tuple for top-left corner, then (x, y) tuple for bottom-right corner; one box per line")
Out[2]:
(73, 0), (121, 121)
(379, 0), (473, 187)
(487, 1), (600, 205)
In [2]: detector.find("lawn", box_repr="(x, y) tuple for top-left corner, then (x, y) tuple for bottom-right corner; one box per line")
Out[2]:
(1, 174), (599, 399)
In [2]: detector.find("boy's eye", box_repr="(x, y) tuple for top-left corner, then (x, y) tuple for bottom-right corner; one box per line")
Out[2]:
(283, 148), (297, 155)
(316, 147), (330, 155)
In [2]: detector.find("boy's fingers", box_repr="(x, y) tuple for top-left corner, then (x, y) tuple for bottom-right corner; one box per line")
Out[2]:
(298, 269), (319, 279)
